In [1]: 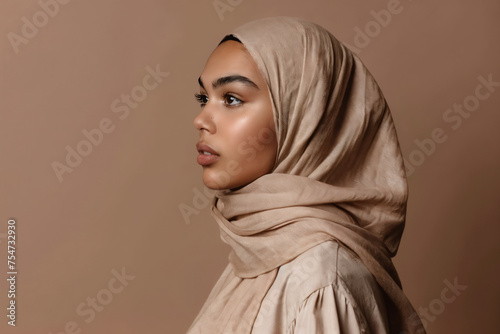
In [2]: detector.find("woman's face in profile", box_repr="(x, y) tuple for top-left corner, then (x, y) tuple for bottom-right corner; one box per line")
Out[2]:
(194, 40), (277, 191)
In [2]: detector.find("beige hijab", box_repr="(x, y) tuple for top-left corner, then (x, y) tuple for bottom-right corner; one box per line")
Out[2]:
(187, 17), (425, 334)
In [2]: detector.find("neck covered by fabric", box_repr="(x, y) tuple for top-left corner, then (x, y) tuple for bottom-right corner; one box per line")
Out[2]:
(187, 16), (425, 334)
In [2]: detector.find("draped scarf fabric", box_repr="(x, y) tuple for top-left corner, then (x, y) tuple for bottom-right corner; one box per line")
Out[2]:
(187, 17), (425, 334)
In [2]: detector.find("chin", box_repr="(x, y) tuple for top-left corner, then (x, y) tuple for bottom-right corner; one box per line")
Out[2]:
(203, 182), (226, 191)
(202, 172), (247, 191)
(202, 174), (231, 190)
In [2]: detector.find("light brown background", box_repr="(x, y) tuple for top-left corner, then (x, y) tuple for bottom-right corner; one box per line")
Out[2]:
(1, 0), (499, 333)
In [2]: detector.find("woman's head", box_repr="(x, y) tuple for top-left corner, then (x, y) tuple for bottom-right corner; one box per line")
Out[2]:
(195, 17), (407, 215)
(194, 36), (278, 190)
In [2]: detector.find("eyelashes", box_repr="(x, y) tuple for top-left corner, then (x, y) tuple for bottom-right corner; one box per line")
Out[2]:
(194, 93), (208, 107)
(194, 92), (243, 108)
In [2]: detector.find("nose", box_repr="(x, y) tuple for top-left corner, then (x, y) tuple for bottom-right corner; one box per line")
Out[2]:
(193, 106), (215, 133)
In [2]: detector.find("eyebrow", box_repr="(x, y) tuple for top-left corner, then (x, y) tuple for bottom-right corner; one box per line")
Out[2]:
(198, 75), (259, 90)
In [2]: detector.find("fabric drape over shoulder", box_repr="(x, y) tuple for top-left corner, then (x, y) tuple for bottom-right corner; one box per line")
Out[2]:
(187, 16), (425, 334)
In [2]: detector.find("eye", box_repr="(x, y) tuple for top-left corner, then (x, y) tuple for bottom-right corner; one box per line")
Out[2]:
(223, 93), (243, 107)
(194, 93), (208, 107)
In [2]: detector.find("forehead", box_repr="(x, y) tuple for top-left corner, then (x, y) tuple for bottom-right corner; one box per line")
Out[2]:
(201, 41), (261, 81)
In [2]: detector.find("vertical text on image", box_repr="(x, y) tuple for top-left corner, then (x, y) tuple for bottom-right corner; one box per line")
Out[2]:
(6, 219), (17, 327)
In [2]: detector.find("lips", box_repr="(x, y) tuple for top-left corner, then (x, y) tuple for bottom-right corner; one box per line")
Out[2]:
(196, 142), (220, 166)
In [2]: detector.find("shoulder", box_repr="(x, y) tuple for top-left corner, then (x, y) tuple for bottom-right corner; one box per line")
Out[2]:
(279, 240), (341, 298)
(278, 240), (382, 310)
(257, 240), (389, 333)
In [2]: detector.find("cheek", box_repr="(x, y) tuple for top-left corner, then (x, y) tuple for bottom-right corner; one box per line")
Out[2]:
(226, 102), (275, 147)
(229, 116), (262, 140)
(228, 115), (273, 151)
(225, 118), (276, 177)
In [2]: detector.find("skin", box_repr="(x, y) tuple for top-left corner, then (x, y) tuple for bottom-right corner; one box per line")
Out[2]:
(194, 40), (278, 191)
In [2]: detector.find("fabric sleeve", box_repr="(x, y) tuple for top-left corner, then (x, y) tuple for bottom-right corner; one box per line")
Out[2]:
(286, 283), (370, 334)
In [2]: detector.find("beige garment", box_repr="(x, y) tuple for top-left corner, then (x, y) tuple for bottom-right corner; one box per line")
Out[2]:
(253, 240), (389, 333)
(187, 17), (425, 334)
(189, 241), (389, 334)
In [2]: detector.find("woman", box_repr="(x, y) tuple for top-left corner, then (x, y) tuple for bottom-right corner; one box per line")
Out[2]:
(189, 16), (425, 334)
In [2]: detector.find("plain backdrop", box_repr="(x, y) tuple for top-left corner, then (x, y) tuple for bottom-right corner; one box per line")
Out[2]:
(1, 0), (499, 333)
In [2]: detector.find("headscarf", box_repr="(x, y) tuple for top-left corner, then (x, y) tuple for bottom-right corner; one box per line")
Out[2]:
(187, 16), (425, 334)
